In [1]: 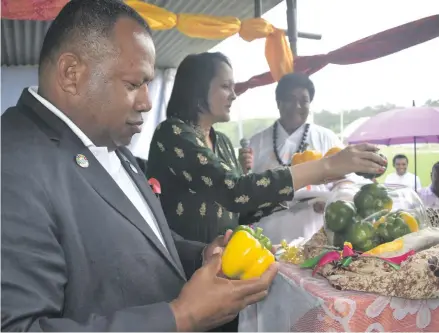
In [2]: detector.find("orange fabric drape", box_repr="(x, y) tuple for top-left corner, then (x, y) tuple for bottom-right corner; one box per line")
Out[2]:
(1, 0), (294, 81)
(125, 1), (294, 81)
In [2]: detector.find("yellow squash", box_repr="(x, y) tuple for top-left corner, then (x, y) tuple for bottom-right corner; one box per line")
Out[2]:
(222, 226), (274, 280)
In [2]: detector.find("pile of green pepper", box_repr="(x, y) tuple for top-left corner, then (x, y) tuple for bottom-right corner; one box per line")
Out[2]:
(324, 183), (395, 252)
(353, 183), (393, 219)
(375, 212), (412, 243)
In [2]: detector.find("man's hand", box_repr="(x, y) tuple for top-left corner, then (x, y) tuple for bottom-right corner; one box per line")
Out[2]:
(202, 229), (233, 266)
(170, 249), (278, 332)
(238, 147), (253, 174)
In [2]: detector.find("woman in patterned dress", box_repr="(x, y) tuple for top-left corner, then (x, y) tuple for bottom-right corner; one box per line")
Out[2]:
(147, 52), (387, 244)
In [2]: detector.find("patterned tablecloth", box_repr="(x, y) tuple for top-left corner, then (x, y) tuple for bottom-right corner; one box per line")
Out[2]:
(239, 263), (439, 332)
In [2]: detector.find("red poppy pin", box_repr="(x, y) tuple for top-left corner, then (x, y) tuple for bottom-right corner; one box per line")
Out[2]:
(148, 178), (161, 195)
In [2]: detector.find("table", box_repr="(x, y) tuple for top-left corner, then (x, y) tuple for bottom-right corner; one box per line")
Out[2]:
(239, 263), (439, 332)
(254, 200), (324, 245)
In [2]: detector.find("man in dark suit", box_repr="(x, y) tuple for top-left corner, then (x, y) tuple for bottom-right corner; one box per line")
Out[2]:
(1, 0), (277, 331)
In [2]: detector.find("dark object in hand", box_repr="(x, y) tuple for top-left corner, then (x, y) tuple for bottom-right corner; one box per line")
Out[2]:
(356, 153), (388, 180)
(428, 256), (439, 278)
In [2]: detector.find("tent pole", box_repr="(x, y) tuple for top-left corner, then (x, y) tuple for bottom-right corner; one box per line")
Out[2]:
(286, 0), (298, 56)
(254, 0), (262, 17)
(414, 137), (418, 191)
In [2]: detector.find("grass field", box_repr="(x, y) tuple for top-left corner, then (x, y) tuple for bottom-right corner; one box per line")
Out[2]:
(376, 145), (439, 187)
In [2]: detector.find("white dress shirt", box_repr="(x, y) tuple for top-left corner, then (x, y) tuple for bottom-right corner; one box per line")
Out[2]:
(249, 122), (344, 242)
(250, 122), (344, 173)
(28, 87), (167, 248)
(418, 185), (439, 208)
(384, 172), (422, 191)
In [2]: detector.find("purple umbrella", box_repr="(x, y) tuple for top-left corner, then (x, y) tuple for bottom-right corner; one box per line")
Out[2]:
(347, 107), (439, 190)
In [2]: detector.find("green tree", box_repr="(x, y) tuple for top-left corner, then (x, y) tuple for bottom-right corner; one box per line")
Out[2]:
(214, 99), (437, 148)
(424, 99), (439, 107)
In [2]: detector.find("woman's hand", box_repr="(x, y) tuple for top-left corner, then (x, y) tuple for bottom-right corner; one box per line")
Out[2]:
(289, 143), (386, 191)
(321, 143), (386, 181)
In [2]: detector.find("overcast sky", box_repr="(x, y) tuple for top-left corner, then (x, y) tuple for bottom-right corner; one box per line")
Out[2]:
(211, 0), (439, 120)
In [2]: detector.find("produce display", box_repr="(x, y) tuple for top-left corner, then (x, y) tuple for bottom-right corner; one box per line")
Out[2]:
(222, 226), (274, 280)
(324, 183), (427, 252)
(301, 242), (415, 276)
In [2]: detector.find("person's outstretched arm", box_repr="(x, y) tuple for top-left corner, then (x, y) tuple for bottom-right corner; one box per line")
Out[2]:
(148, 119), (386, 214)
(149, 119), (296, 214)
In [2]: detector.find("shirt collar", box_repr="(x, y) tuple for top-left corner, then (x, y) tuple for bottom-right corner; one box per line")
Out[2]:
(28, 87), (121, 175)
(276, 120), (307, 138)
(28, 86), (95, 148)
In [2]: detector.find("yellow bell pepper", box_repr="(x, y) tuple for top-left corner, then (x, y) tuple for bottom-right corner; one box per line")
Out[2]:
(324, 147), (343, 157)
(222, 226), (275, 280)
(292, 150), (323, 165)
(373, 211), (419, 233)
(398, 211), (419, 232)
(373, 216), (386, 229)
(364, 238), (404, 256)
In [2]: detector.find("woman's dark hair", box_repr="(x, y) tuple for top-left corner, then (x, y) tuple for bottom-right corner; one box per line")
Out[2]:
(275, 72), (315, 102)
(166, 52), (232, 124)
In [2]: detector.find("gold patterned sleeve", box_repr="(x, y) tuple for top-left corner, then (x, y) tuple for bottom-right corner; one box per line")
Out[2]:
(151, 118), (295, 213)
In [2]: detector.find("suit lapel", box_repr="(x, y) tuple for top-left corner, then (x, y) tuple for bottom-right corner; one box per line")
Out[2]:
(116, 150), (186, 278)
(18, 89), (187, 279)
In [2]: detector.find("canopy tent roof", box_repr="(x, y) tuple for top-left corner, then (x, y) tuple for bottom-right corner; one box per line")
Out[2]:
(1, 0), (282, 68)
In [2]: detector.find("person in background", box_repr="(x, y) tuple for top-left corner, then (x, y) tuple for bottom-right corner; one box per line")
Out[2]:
(242, 73), (343, 174)
(147, 56), (386, 246)
(384, 154), (422, 190)
(418, 162), (439, 208)
(238, 73), (366, 242)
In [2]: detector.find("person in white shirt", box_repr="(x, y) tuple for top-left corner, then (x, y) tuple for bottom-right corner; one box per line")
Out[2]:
(418, 162), (439, 208)
(384, 154), (422, 191)
(238, 73), (373, 242)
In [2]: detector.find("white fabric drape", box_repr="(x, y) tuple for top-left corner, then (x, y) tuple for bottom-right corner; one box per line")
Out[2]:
(1, 66), (39, 114)
(128, 68), (176, 160)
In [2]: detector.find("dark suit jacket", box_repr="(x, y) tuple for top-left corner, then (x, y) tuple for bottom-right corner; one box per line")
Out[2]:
(1, 89), (206, 331)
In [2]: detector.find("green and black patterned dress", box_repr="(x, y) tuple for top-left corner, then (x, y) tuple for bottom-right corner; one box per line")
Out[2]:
(147, 117), (295, 243)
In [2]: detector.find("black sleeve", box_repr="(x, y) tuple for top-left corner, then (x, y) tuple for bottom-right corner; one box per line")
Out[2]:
(149, 119), (295, 214)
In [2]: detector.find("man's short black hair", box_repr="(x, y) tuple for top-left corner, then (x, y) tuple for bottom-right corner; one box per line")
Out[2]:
(432, 161), (439, 171)
(38, 0), (151, 73)
(275, 73), (315, 102)
(392, 154), (409, 165)
(166, 52), (232, 124)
